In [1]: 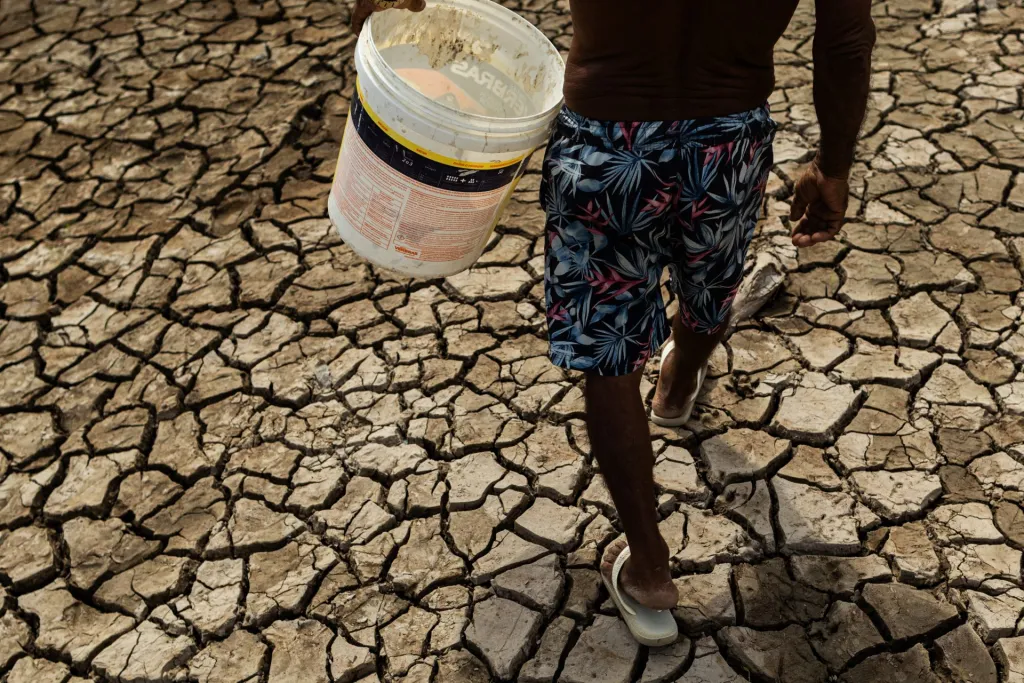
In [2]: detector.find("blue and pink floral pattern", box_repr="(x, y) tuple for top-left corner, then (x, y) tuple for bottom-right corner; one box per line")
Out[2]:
(542, 105), (776, 376)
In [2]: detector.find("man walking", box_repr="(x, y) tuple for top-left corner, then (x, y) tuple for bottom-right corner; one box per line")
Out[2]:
(355, 0), (875, 645)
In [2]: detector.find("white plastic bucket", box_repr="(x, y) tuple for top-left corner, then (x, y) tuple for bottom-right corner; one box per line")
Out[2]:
(328, 0), (565, 278)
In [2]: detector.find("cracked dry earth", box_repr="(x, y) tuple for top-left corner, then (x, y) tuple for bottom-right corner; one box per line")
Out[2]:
(1, 0), (1024, 682)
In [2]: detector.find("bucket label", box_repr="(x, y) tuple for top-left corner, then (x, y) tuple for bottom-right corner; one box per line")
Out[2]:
(349, 91), (524, 191)
(448, 59), (533, 118)
(330, 88), (529, 265)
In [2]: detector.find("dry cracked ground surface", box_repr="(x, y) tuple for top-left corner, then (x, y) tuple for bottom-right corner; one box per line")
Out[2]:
(1, 0), (1024, 681)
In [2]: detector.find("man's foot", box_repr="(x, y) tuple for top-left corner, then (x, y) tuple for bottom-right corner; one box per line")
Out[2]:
(651, 342), (701, 421)
(601, 539), (678, 611)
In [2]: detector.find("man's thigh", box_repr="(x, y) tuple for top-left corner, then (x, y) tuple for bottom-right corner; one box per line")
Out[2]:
(541, 112), (676, 377)
(668, 118), (776, 335)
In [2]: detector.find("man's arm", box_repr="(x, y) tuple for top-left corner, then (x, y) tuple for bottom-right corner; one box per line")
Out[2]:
(352, 0), (425, 35)
(813, 0), (876, 178)
(790, 0), (876, 247)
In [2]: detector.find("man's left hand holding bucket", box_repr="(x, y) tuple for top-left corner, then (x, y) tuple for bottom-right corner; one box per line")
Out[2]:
(352, 0), (426, 35)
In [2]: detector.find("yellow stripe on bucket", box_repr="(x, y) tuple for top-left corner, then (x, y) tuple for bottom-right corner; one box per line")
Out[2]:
(356, 79), (528, 172)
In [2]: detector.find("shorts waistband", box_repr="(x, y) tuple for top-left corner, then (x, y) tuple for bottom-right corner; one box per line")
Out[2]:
(555, 104), (776, 151)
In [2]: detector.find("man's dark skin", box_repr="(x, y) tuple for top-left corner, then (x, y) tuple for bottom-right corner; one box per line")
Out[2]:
(352, 0), (424, 35)
(355, 0), (875, 611)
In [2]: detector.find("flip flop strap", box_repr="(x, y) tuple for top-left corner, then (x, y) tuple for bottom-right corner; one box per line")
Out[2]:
(659, 340), (676, 366)
(687, 364), (708, 404)
(660, 341), (707, 402)
(610, 546), (638, 617)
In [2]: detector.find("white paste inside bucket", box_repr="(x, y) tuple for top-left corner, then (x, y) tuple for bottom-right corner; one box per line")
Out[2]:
(370, 3), (553, 120)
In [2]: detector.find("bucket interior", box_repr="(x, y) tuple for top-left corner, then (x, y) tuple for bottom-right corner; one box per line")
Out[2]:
(368, 0), (564, 120)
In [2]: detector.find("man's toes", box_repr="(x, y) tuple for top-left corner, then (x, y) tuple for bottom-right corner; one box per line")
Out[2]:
(601, 540), (627, 576)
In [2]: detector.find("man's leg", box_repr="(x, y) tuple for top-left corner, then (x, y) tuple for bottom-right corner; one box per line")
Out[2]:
(653, 109), (777, 421)
(652, 314), (727, 420)
(588, 370), (678, 610)
(539, 110), (681, 614)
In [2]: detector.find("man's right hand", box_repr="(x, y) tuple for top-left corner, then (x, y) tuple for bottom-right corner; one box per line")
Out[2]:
(788, 158), (849, 248)
(352, 0), (426, 35)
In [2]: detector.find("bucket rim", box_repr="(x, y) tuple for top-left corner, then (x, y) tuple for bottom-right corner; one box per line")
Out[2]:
(361, 0), (565, 131)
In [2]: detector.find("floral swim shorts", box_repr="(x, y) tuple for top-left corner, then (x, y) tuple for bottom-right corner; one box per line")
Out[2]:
(541, 105), (777, 376)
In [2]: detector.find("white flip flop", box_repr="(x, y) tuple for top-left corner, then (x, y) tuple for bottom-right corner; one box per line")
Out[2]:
(650, 340), (707, 428)
(601, 545), (678, 647)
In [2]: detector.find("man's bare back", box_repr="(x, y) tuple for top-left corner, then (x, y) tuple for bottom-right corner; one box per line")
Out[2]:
(566, 0), (876, 181)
